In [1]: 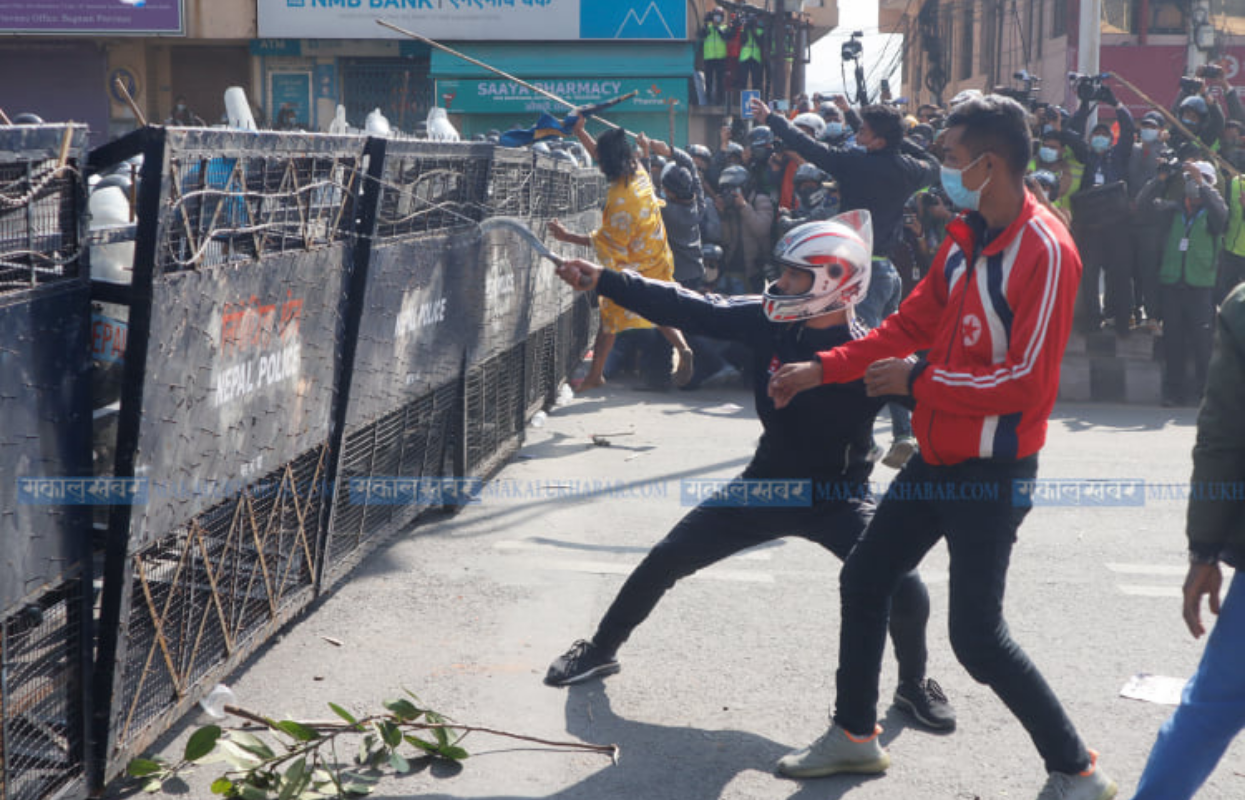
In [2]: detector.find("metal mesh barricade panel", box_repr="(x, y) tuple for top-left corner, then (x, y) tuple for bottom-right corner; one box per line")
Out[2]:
(0, 126), (86, 296)
(531, 157), (573, 221)
(1, 581), (86, 800)
(158, 134), (360, 274)
(323, 382), (459, 587)
(486, 149), (534, 219)
(465, 344), (526, 478)
(374, 143), (493, 239)
(107, 445), (328, 769)
(524, 322), (558, 417)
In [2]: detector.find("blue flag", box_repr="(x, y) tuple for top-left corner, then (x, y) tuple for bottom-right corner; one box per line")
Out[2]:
(499, 112), (576, 148)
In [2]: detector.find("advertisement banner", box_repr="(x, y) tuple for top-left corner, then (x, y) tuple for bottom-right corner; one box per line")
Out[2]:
(0, 0), (183, 34)
(438, 77), (688, 115)
(258, 0), (686, 41)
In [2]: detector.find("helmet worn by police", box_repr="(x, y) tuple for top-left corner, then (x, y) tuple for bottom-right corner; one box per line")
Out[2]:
(1031, 169), (1060, 200)
(688, 143), (713, 162)
(1180, 95), (1209, 123)
(718, 164), (750, 192)
(661, 161), (695, 201)
(701, 243), (724, 262)
(793, 112), (826, 139)
(762, 210), (874, 322)
(531, 141), (552, 155)
(748, 126), (775, 149)
(724, 141), (746, 163)
(793, 163), (827, 185)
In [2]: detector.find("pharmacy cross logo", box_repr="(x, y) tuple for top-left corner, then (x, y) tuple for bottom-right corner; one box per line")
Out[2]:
(962, 313), (983, 347)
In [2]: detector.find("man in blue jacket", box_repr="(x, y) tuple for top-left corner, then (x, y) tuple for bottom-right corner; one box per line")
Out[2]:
(542, 213), (956, 735)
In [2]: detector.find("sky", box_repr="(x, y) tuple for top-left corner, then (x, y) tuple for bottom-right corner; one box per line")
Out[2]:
(805, 1), (904, 101)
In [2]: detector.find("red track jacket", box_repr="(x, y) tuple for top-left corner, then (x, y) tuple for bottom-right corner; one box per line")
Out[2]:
(818, 192), (1081, 466)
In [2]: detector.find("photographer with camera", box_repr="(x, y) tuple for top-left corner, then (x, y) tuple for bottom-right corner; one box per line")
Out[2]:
(1034, 128), (1084, 220)
(1067, 76), (1136, 335)
(1171, 69), (1225, 155)
(699, 6), (730, 106)
(731, 7), (767, 93)
(1127, 112), (1173, 331)
(1138, 159), (1227, 406)
(716, 163), (775, 293)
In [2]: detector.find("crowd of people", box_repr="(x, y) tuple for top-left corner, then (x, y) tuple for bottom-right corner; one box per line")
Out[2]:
(528, 61), (1245, 800)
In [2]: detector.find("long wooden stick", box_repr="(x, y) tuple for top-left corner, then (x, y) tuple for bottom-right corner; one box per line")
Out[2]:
(1108, 71), (1240, 179)
(114, 77), (148, 127)
(376, 18), (634, 138)
(0, 108), (11, 125)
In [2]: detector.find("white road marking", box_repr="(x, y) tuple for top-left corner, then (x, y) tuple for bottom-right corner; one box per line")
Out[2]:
(1106, 563), (1187, 576)
(1118, 585), (1183, 598)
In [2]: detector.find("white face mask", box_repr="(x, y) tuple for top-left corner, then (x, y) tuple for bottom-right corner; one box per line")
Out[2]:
(1139, 127), (1159, 144)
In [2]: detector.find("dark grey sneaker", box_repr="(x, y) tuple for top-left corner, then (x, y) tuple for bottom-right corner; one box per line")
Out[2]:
(544, 640), (620, 686)
(894, 678), (956, 731)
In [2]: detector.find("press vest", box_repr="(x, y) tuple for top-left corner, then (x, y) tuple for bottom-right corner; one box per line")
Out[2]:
(703, 23), (727, 61)
(1161, 206), (1220, 288)
(1224, 175), (1245, 257)
(740, 27), (764, 63)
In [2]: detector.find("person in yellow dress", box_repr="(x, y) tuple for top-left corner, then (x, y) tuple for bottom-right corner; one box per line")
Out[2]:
(549, 120), (694, 391)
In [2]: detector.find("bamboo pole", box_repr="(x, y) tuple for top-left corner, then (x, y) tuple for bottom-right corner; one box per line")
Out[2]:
(375, 18), (635, 138)
(1108, 71), (1240, 179)
(114, 77), (148, 127)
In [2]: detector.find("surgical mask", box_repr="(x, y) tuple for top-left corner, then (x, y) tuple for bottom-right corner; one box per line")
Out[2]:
(1181, 117), (1198, 127)
(1041, 124), (1055, 136)
(825, 122), (844, 138)
(1038, 146), (1059, 163)
(1090, 135), (1111, 153)
(1139, 127), (1159, 144)
(941, 154), (990, 211)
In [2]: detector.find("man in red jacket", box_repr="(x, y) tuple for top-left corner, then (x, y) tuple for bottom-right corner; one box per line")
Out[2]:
(766, 95), (1117, 800)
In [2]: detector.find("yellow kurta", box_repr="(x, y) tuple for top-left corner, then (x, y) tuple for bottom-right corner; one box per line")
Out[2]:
(589, 170), (675, 334)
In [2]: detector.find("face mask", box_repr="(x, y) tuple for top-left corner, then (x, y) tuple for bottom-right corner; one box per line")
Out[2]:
(1091, 135), (1111, 153)
(176, 103), (186, 111)
(825, 122), (844, 138)
(1139, 128), (1159, 144)
(1041, 124), (1055, 136)
(1181, 117), (1198, 127)
(1038, 146), (1059, 163)
(941, 154), (990, 211)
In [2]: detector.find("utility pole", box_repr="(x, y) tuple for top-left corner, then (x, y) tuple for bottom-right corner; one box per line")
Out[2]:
(770, 0), (788, 101)
(1077, 0), (1102, 129)
(1188, 0), (1214, 75)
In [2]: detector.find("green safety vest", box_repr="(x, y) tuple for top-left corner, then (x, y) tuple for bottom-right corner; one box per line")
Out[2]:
(703, 23), (727, 61)
(740, 26), (764, 63)
(1224, 175), (1245, 256)
(1028, 154), (1083, 215)
(1161, 205), (1220, 288)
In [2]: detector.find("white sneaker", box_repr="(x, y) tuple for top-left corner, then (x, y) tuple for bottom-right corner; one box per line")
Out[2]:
(882, 437), (918, 469)
(776, 724), (890, 779)
(1035, 750), (1117, 800)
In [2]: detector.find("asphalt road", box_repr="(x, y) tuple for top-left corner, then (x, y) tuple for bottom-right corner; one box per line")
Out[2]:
(127, 382), (1244, 800)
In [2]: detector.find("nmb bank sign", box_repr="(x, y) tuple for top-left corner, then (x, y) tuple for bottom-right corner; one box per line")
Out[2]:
(258, 0), (688, 41)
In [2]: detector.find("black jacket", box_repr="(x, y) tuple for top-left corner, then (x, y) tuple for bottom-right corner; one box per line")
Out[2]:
(765, 111), (939, 253)
(597, 268), (897, 491)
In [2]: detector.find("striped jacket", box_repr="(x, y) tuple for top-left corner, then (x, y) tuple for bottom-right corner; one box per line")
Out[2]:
(817, 192), (1081, 466)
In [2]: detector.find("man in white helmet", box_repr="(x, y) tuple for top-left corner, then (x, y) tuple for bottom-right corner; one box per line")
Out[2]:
(542, 212), (956, 734)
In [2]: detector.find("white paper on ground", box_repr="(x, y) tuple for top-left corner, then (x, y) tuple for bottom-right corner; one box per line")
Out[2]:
(1120, 673), (1187, 706)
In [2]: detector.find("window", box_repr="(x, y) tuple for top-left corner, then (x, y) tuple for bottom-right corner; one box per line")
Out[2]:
(960, 6), (975, 80)
(1149, 0), (1187, 34)
(1211, 0), (1245, 36)
(1052, 0), (1067, 38)
(1101, 0), (1137, 35)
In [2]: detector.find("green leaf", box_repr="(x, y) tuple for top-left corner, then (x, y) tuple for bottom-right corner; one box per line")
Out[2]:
(127, 758), (163, 778)
(278, 758), (310, 800)
(274, 720), (320, 742)
(238, 784), (269, 800)
(388, 752), (410, 774)
(423, 712), (451, 748)
(403, 734), (437, 753)
(210, 777), (234, 795)
(437, 745), (469, 761)
(328, 703), (360, 728)
(143, 778), (164, 794)
(377, 720), (403, 749)
(382, 699), (422, 721)
(230, 731), (276, 760)
(219, 741), (264, 769)
(341, 782), (374, 797)
(185, 725), (223, 762)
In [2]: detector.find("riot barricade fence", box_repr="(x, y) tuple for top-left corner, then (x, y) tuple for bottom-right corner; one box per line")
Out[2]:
(0, 124), (93, 800)
(0, 126), (609, 794)
(89, 128), (365, 783)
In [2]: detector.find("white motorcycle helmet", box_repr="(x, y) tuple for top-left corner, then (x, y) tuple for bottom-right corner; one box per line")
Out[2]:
(792, 112), (826, 139)
(762, 210), (874, 323)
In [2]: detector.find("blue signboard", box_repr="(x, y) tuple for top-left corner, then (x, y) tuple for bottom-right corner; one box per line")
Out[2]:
(250, 39), (301, 57)
(270, 72), (311, 128)
(741, 90), (760, 119)
(314, 63), (337, 101)
(580, 0), (686, 40)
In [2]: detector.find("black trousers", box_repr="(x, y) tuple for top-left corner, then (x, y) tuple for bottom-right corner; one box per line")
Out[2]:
(832, 456), (1092, 775)
(1161, 283), (1215, 403)
(1075, 221), (1134, 331)
(592, 485), (930, 686)
(1131, 220), (1165, 320)
(738, 59), (764, 93)
(704, 59), (726, 105)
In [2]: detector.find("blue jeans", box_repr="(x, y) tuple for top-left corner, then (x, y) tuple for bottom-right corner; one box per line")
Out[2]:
(1131, 571), (1245, 800)
(856, 259), (912, 442)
